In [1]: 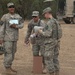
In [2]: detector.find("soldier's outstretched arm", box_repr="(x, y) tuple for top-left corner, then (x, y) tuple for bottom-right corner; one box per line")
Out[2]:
(25, 23), (33, 44)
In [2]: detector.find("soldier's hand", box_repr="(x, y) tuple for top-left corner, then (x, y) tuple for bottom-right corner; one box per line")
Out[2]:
(38, 29), (43, 34)
(0, 40), (3, 44)
(10, 24), (17, 28)
(35, 30), (42, 35)
(24, 40), (30, 47)
(24, 40), (30, 45)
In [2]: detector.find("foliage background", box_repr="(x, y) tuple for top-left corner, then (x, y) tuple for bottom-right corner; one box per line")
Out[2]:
(0, 0), (64, 19)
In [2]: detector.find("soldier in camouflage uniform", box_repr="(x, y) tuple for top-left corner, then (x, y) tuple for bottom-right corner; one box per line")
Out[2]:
(37, 7), (62, 75)
(25, 11), (46, 71)
(0, 2), (24, 74)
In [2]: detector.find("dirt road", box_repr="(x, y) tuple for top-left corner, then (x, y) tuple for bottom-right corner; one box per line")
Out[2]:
(0, 21), (75, 75)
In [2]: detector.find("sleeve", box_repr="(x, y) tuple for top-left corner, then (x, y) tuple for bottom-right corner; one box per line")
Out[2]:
(25, 23), (33, 42)
(40, 20), (46, 28)
(41, 21), (53, 37)
(16, 15), (24, 29)
(0, 24), (5, 40)
(1, 15), (6, 21)
(0, 15), (6, 40)
(0, 15), (6, 25)
(56, 21), (62, 39)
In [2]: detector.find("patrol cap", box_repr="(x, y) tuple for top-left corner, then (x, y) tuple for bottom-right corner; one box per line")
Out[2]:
(32, 11), (39, 17)
(43, 7), (52, 15)
(7, 2), (15, 8)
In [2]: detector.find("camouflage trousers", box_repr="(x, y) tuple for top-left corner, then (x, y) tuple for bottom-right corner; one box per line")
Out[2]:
(53, 43), (60, 72)
(44, 43), (60, 73)
(3, 41), (17, 68)
(32, 40), (45, 65)
(32, 44), (45, 56)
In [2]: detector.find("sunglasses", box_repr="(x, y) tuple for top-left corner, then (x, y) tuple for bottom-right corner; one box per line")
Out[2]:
(33, 16), (38, 18)
(8, 6), (15, 8)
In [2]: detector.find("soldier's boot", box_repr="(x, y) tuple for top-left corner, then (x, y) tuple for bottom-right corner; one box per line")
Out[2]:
(49, 72), (54, 75)
(55, 71), (59, 75)
(42, 65), (47, 74)
(42, 68), (47, 74)
(5, 67), (17, 74)
(10, 67), (17, 73)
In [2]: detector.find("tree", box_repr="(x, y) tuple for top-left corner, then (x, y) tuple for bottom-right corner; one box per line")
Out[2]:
(0, 0), (18, 18)
(0, 0), (61, 19)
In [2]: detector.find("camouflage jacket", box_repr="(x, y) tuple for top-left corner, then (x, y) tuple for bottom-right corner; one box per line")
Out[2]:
(0, 13), (24, 41)
(41, 18), (62, 44)
(25, 19), (45, 43)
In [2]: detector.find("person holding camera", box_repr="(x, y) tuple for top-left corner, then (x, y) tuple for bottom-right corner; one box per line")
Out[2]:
(37, 7), (62, 75)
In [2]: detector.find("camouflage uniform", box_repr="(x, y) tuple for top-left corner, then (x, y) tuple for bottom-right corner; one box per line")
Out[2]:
(25, 19), (45, 56)
(41, 7), (62, 74)
(0, 13), (24, 68)
(42, 18), (61, 73)
(25, 11), (46, 67)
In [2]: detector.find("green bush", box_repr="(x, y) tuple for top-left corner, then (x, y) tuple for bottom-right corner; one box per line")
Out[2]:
(0, 0), (59, 19)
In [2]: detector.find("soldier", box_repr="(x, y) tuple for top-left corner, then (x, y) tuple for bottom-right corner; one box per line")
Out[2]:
(37, 7), (62, 75)
(0, 2), (24, 74)
(25, 11), (46, 72)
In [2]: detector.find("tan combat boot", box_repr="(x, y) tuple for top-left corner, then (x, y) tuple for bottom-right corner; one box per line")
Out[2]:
(42, 68), (47, 74)
(5, 67), (17, 74)
(10, 67), (17, 73)
(55, 71), (59, 75)
(42, 65), (47, 74)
